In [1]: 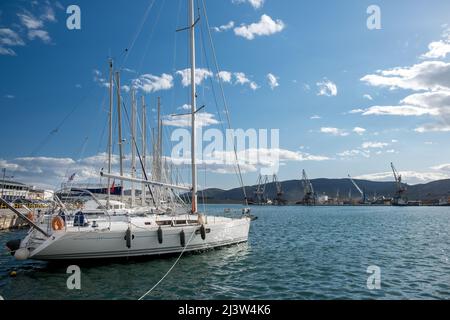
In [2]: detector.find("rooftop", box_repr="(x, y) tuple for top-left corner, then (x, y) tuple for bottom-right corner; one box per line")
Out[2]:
(0, 179), (28, 187)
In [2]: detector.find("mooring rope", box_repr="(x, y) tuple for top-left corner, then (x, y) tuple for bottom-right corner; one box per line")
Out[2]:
(138, 229), (196, 300)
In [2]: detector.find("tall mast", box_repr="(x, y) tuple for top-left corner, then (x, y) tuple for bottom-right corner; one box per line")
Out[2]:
(141, 95), (147, 206)
(131, 89), (137, 207)
(107, 59), (113, 208)
(189, 0), (198, 213)
(157, 97), (162, 182)
(116, 71), (124, 202)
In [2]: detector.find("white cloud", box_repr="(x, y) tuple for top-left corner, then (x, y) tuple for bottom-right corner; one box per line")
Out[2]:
(0, 156), (88, 189)
(163, 112), (219, 128)
(234, 14), (285, 40)
(362, 105), (439, 116)
(176, 68), (213, 87)
(217, 71), (232, 83)
(28, 29), (51, 43)
(41, 6), (56, 23)
(4, 94), (15, 99)
(421, 26), (450, 59)
(310, 115), (321, 120)
(355, 171), (449, 184)
(232, 0), (265, 9)
(357, 91), (450, 131)
(170, 147), (328, 175)
(0, 28), (25, 55)
(362, 142), (389, 149)
(415, 124), (450, 133)
(361, 61), (450, 91)
(0, 146), (329, 187)
(353, 127), (366, 135)
(249, 81), (260, 90)
(0, 28), (25, 46)
(213, 21), (235, 32)
(235, 72), (250, 85)
(0, 47), (16, 56)
(132, 73), (174, 93)
(422, 40), (450, 59)
(349, 108), (365, 114)
(233, 72), (259, 90)
(267, 73), (280, 90)
(316, 78), (338, 96)
(93, 69), (110, 88)
(361, 60), (450, 132)
(178, 104), (192, 111)
(431, 163), (450, 171)
(320, 127), (349, 137)
(2, 6), (58, 55)
(17, 12), (43, 29)
(337, 149), (370, 159)
(363, 94), (373, 100)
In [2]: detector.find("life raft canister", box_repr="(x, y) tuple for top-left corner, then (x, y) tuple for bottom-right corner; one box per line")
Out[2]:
(51, 216), (65, 231)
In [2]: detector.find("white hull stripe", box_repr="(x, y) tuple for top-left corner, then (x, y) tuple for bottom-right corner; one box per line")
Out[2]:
(33, 237), (249, 260)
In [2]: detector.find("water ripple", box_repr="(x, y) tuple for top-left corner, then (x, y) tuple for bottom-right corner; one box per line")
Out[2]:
(1, 206), (450, 299)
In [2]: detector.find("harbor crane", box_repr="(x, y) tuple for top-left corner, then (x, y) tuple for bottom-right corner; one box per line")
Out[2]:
(253, 174), (271, 205)
(272, 174), (287, 206)
(391, 162), (408, 206)
(300, 169), (316, 205)
(348, 174), (366, 204)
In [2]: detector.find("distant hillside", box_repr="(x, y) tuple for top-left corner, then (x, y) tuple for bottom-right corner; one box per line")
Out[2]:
(198, 178), (450, 204)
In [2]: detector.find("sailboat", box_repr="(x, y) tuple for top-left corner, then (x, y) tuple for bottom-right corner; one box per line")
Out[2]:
(4, 0), (252, 261)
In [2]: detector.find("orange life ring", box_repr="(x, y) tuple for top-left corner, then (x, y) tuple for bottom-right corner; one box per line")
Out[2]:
(26, 212), (34, 222)
(51, 216), (65, 231)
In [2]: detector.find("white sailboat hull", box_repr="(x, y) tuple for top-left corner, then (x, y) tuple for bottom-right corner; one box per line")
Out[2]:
(24, 216), (251, 260)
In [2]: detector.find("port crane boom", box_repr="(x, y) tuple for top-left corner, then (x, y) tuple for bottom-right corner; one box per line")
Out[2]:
(301, 169), (316, 205)
(272, 174), (287, 205)
(391, 162), (407, 205)
(254, 174), (270, 205)
(348, 174), (366, 203)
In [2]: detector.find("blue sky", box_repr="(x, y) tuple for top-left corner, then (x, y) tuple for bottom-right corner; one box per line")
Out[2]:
(2, 0), (450, 189)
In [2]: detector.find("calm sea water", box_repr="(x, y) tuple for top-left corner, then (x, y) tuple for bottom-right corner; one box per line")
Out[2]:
(1, 205), (450, 300)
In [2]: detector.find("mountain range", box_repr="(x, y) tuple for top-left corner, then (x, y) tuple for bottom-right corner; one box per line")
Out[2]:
(197, 178), (450, 204)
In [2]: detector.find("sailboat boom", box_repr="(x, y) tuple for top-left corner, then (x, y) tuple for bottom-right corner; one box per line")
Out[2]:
(100, 171), (191, 191)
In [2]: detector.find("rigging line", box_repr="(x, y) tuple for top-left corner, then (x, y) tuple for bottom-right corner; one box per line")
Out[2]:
(95, 113), (109, 160)
(136, 0), (167, 75)
(162, 125), (186, 189)
(138, 229), (196, 300)
(12, 85), (100, 180)
(121, 0), (157, 67)
(201, 0), (248, 205)
(29, 92), (90, 157)
(197, 4), (243, 192)
(120, 95), (158, 207)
